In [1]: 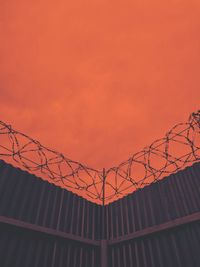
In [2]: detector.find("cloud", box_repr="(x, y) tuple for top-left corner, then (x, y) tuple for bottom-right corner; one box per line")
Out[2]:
(0, 0), (200, 171)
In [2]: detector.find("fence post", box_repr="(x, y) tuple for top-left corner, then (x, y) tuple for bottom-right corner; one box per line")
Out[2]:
(101, 169), (108, 267)
(102, 168), (106, 206)
(102, 168), (106, 238)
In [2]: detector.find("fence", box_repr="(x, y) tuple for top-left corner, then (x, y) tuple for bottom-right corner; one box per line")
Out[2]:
(0, 109), (200, 266)
(0, 110), (200, 205)
(0, 160), (200, 267)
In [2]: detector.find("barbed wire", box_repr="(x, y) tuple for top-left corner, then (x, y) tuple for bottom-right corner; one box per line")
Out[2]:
(104, 110), (200, 202)
(0, 110), (200, 204)
(0, 122), (103, 204)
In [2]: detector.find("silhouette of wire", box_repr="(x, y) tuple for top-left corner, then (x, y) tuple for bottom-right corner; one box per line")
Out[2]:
(0, 122), (103, 203)
(104, 110), (200, 202)
(0, 110), (199, 204)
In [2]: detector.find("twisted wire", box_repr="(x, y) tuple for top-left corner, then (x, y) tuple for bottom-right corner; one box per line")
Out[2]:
(0, 122), (103, 203)
(104, 110), (200, 202)
(0, 110), (199, 204)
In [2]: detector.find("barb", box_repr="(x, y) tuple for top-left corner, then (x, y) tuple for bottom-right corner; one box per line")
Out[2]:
(104, 110), (200, 202)
(0, 122), (103, 204)
(0, 110), (200, 204)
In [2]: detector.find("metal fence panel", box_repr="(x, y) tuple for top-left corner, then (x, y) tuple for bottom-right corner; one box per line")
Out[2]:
(0, 160), (102, 240)
(108, 222), (200, 267)
(0, 159), (200, 267)
(104, 162), (200, 239)
(0, 223), (100, 267)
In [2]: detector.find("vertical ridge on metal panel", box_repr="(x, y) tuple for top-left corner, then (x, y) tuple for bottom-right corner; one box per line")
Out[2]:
(101, 239), (108, 267)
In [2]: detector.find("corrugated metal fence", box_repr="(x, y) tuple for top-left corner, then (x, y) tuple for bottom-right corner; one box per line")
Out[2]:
(105, 162), (200, 267)
(0, 159), (200, 267)
(104, 162), (200, 239)
(0, 160), (102, 240)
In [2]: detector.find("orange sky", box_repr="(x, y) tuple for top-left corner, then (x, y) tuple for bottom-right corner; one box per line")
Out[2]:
(1, 0), (200, 171)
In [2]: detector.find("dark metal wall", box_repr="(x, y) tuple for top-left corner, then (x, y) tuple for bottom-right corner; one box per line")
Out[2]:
(0, 223), (100, 267)
(104, 162), (200, 239)
(0, 160), (102, 240)
(0, 160), (102, 267)
(0, 159), (200, 267)
(104, 163), (200, 267)
(108, 221), (200, 267)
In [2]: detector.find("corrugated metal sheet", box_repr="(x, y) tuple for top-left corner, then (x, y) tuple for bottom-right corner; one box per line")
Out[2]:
(0, 160), (102, 240)
(108, 221), (200, 267)
(104, 162), (200, 239)
(0, 159), (200, 267)
(0, 223), (100, 267)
